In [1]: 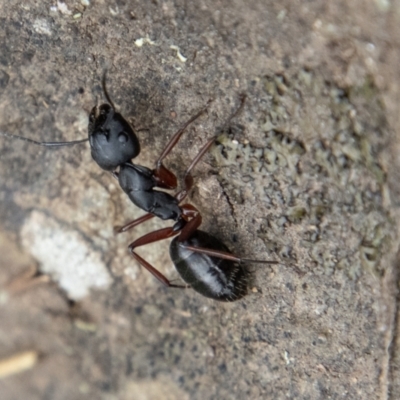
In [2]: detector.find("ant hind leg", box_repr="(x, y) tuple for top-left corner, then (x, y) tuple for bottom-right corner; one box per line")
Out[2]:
(128, 226), (189, 289)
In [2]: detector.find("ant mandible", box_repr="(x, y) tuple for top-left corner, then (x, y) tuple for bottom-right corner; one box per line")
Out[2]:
(1, 75), (278, 301)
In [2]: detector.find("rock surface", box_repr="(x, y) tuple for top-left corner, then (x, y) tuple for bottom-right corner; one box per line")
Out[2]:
(0, 1), (399, 399)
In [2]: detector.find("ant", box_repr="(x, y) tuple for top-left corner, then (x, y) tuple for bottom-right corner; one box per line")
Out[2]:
(0, 76), (278, 301)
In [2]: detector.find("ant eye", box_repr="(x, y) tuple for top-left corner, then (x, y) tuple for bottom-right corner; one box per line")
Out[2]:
(118, 132), (129, 143)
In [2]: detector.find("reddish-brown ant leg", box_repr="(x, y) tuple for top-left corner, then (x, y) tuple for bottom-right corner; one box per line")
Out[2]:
(176, 136), (216, 201)
(114, 213), (155, 234)
(179, 245), (279, 265)
(152, 163), (178, 190)
(155, 100), (212, 166)
(184, 136), (215, 177)
(128, 227), (188, 288)
(178, 204), (203, 242)
(152, 99), (213, 188)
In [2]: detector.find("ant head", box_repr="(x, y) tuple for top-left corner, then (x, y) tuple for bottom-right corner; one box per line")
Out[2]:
(88, 104), (140, 171)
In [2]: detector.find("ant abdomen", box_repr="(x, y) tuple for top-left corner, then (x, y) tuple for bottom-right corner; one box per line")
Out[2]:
(170, 230), (249, 301)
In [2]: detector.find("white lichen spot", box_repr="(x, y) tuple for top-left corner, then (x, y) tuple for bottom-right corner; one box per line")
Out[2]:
(170, 45), (187, 63)
(21, 211), (112, 300)
(135, 38), (144, 47)
(57, 1), (72, 15)
(109, 6), (119, 16)
(284, 351), (289, 365)
(33, 19), (52, 36)
(277, 9), (287, 21)
(134, 35), (156, 47)
(81, 0), (90, 6)
(366, 43), (375, 52)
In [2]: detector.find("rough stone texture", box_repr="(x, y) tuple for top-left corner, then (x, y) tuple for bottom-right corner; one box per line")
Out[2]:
(0, 1), (399, 399)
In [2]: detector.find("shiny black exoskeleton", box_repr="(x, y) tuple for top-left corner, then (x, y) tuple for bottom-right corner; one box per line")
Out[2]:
(88, 103), (140, 170)
(170, 230), (249, 301)
(89, 103), (182, 222)
(1, 80), (278, 301)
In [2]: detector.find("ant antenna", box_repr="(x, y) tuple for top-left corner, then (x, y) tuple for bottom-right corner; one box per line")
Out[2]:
(217, 94), (247, 135)
(101, 71), (116, 110)
(0, 130), (88, 147)
(229, 93), (246, 121)
(0, 73), (120, 148)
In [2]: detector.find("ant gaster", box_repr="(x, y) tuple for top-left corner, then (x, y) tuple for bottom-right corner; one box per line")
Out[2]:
(1, 76), (278, 301)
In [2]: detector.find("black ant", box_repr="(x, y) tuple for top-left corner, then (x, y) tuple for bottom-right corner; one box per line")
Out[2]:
(0, 76), (278, 301)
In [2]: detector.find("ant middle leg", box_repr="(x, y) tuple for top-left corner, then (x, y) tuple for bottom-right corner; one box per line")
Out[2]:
(176, 136), (216, 202)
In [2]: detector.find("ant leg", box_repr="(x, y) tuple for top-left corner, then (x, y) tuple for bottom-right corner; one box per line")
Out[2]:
(175, 94), (245, 194)
(155, 99), (213, 166)
(128, 227), (188, 288)
(152, 99), (213, 189)
(114, 213), (155, 234)
(178, 244), (279, 265)
(176, 136), (216, 202)
(178, 204), (203, 242)
(151, 163), (178, 190)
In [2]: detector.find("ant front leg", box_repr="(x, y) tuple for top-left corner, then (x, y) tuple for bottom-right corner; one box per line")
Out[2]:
(128, 227), (189, 288)
(176, 136), (216, 202)
(152, 99), (212, 189)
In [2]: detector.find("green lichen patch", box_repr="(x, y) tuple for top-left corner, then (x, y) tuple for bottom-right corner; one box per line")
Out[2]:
(211, 70), (392, 278)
